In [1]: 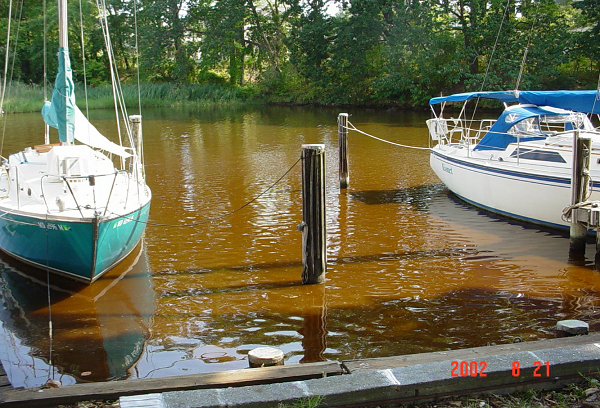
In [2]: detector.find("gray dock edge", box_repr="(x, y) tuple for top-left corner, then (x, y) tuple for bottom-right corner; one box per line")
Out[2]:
(2, 334), (600, 407)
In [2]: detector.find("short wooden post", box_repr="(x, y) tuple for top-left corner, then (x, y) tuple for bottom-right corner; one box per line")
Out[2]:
(338, 113), (349, 189)
(129, 115), (144, 181)
(299, 144), (326, 284)
(129, 115), (143, 160)
(569, 130), (591, 262)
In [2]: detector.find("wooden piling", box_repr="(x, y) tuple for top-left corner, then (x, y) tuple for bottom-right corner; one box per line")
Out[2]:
(569, 130), (591, 262)
(300, 144), (326, 284)
(129, 115), (142, 159)
(338, 113), (349, 189)
(596, 229), (600, 271)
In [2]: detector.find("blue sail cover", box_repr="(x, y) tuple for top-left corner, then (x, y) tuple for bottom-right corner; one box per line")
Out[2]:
(42, 47), (76, 144)
(516, 90), (600, 114)
(474, 105), (570, 151)
(429, 90), (600, 114)
(429, 91), (519, 105)
(430, 90), (600, 151)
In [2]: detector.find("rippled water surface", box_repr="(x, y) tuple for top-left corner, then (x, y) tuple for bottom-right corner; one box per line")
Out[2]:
(1, 105), (600, 388)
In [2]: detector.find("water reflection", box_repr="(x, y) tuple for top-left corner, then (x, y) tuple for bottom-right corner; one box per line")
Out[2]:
(1, 106), (600, 387)
(349, 184), (447, 209)
(0, 243), (153, 388)
(299, 285), (327, 363)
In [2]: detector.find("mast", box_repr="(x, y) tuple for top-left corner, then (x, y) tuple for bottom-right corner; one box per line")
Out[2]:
(58, 0), (67, 49)
(44, 0), (76, 145)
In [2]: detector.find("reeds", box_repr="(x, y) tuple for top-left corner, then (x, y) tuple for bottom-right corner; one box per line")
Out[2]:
(0, 82), (253, 113)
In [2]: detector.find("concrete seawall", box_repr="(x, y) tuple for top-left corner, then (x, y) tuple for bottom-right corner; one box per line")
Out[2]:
(2, 333), (600, 407)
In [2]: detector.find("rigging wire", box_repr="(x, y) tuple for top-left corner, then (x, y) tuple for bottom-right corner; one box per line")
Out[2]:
(478, 0), (511, 93)
(465, 0), (512, 126)
(0, 0), (12, 116)
(0, 0), (14, 159)
(7, 0), (24, 104)
(94, 0), (130, 168)
(43, 0), (49, 144)
(43, 0), (47, 103)
(515, 17), (537, 91)
(133, 0), (142, 117)
(132, 0), (146, 180)
(592, 70), (600, 116)
(1, 0), (25, 156)
(78, 0), (90, 120)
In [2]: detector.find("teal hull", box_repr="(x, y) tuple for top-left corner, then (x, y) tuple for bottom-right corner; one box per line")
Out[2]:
(0, 203), (150, 283)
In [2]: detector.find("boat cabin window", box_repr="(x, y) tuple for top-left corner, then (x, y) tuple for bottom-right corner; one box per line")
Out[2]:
(542, 114), (593, 132)
(509, 117), (543, 136)
(510, 114), (594, 137)
(60, 157), (83, 176)
(511, 117), (538, 134)
(47, 145), (93, 177)
(509, 148), (566, 163)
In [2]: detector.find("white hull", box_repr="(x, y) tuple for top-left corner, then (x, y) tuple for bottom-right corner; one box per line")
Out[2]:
(426, 91), (600, 231)
(430, 141), (598, 230)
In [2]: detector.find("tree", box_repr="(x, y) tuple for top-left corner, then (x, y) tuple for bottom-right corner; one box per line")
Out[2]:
(372, 0), (465, 105)
(573, 0), (600, 78)
(190, 0), (247, 85)
(138, 0), (198, 83)
(288, 0), (332, 83)
(326, 0), (391, 103)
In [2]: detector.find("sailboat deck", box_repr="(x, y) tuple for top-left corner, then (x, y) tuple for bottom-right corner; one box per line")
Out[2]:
(0, 147), (150, 221)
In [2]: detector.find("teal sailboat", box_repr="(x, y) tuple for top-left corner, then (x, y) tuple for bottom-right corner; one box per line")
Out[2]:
(0, 0), (151, 283)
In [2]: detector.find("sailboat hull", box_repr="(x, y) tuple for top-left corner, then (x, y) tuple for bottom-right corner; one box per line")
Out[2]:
(0, 202), (150, 283)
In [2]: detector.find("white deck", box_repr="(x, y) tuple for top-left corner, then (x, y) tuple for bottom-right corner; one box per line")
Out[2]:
(0, 145), (150, 221)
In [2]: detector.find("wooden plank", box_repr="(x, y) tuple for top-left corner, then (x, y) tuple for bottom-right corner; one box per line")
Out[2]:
(33, 143), (61, 153)
(343, 333), (600, 373)
(0, 361), (10, 389)
(0, 361), (344, 407)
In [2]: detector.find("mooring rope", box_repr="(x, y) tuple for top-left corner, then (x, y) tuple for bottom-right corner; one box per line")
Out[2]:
(343, 121), (430, 151)
(110, 155), (303, 228)
(561, 201), (595, 223)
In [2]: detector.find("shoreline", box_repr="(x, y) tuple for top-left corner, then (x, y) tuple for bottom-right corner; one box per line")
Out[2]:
(1, 333), (599, 407)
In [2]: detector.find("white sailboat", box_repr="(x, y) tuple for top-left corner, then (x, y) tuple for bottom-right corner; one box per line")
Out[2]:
(427, 90), (600, 230)
(0, 0), (151, 282)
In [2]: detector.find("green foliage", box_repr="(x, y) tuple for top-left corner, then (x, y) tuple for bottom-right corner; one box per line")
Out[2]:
(1, 0), (599, 109)
(574, 0), (600, 63)
(0, 82), (251, 113)
(257, 63), (310, 103)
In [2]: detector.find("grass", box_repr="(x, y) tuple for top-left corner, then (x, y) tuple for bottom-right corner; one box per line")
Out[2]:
(278, 396), (323, 408)
(0, 81), (256, 113)
(0, 82), (47, 113)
